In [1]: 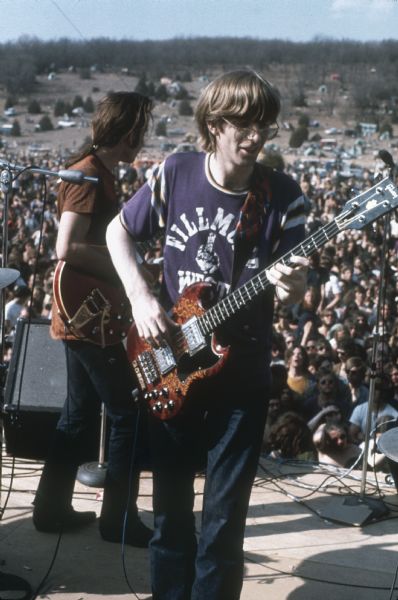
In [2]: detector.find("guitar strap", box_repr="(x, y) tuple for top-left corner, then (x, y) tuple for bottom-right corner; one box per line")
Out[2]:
(230, 162), (271, 290)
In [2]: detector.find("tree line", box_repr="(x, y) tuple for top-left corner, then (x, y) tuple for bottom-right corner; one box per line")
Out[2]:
(1, 36), (398, 95)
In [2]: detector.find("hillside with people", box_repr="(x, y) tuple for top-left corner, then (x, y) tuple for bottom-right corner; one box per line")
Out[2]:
(0, 37), (397, 169)
(1, 43), (398, 482)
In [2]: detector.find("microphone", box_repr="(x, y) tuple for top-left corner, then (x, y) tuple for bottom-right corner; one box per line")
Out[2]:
(58, 170), (98, 185)
(0, 159), (98, 185)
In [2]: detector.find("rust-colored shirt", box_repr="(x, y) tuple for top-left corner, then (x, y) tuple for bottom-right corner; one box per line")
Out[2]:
(51, 154), (118, 340)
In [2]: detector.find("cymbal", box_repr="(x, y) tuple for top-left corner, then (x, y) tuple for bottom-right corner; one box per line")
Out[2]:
(0, 268), (20, 290)
(377, 426), (398, 462)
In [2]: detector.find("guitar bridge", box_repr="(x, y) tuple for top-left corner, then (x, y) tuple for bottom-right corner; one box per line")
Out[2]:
(136, 351), (160, 385)
(134, 344), (177, 390)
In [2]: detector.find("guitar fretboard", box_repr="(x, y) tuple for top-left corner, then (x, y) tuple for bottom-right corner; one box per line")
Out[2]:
(198, 208), (347, 336)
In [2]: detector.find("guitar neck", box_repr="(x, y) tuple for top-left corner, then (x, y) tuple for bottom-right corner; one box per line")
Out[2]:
(198, 209), (345, 336)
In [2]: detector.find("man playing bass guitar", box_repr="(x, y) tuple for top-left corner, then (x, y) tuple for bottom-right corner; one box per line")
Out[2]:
(107, 71), (308, 598)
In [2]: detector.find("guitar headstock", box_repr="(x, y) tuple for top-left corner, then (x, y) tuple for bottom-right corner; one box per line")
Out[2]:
(340, 176), (398, 231)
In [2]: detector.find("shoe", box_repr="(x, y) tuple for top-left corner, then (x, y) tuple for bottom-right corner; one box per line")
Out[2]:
(33, 505), (97, 533)
(100, 518), (153, 548)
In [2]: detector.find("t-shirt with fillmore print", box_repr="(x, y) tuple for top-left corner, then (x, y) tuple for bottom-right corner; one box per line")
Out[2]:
(122, 152), (305, 368)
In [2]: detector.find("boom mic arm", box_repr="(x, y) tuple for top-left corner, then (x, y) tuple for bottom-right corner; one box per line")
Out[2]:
(0, 159), (98, 185)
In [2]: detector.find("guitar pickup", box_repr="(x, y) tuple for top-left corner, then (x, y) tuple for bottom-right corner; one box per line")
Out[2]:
(154, 345), (176, 375)
(181, 317), (207, 356)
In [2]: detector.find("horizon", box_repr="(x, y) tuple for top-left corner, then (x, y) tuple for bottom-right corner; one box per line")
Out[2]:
(0, 0), (396, 44)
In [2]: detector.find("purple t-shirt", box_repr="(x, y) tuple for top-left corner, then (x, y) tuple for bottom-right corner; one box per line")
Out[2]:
(122, 152), (305, 366)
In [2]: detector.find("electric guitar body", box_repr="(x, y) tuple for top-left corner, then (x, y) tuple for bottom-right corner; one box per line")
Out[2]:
(127, 175), (398, 420)
(127, 281), (229, 419)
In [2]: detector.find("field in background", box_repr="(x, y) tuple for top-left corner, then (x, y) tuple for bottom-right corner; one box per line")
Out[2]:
(0, 69), (393, 171)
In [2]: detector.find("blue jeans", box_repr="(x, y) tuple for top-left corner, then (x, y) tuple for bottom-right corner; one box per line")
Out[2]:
(58, 340), (146, 474)
(149, 367), (269, 600)
(54, 340), (148, 525)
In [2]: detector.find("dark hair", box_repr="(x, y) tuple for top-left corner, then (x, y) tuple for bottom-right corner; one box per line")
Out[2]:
(315, 367), (338, 387)
(317, 421), (348, 453)
(285, 344), (310, 371)
(66, 92), (152, 167)
(268, 412), (314, 459)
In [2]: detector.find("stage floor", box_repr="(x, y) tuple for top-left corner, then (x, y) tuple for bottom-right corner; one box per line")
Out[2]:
(2, 452), (398, 600)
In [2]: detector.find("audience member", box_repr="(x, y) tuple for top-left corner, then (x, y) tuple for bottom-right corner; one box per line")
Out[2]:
(313, 420), (361, 468)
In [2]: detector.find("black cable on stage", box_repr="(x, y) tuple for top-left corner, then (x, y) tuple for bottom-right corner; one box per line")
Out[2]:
(29, 532), (63, 600)
(120, 404), (145, 600)
(244, 554), (398, 592)
(255, 458), (398, 526)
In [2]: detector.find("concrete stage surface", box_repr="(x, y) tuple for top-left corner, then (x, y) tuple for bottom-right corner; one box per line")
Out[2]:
(2, 453), (398, 600)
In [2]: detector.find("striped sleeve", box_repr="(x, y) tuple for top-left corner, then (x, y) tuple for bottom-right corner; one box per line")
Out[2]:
(121, 160), (168, 239)
(146, 161), (167, 228)
(280, 193), (306, 231)
(272, 189), (306, 258)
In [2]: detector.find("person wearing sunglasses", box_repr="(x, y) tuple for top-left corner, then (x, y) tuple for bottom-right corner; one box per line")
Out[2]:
(107, 70), (308, 600)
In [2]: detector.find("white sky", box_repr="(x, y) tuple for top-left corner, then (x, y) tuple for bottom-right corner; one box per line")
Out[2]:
(0, 0), (396, 43)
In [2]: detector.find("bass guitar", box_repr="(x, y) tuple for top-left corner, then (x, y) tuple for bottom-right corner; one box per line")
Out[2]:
(127, 175), (398, 420)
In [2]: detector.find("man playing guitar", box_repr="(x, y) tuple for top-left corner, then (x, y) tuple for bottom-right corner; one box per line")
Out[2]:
(107, 71), (308, 598)
(33, 92), (153, 547)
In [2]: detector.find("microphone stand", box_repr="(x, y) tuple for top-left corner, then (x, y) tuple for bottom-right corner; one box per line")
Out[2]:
(355, 210), (390, 518)
(77, 404), (108, 488)
(0, 159), (97, 597)
(0, 164), (31, 600)
(319, 160), (394, 526)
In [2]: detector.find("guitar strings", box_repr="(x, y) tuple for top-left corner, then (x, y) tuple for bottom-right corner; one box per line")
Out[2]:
(161, 189), (387, 347)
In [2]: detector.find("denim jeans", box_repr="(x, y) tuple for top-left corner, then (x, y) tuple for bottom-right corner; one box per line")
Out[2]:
(57, 340), (148, 496)
(149, 367), (269, 600)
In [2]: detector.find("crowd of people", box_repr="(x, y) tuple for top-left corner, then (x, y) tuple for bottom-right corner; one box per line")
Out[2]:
(262, 163), (398, 468)
(1, 71), (398, 600)
(2, 114), (398, 478)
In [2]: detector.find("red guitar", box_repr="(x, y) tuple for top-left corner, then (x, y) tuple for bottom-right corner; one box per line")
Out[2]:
(54, 237), (162, 347)
(127, 175), (398, 420)
(53, 261), (133, 347)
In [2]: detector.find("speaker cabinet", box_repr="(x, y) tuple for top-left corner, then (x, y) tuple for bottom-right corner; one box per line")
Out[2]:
(3, 318), (67, 460)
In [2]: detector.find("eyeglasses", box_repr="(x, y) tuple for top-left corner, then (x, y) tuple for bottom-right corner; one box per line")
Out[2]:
(320, 379), (334, 385)
(222, 118), (279, 141)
